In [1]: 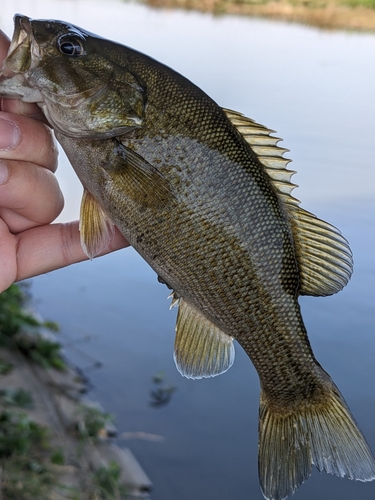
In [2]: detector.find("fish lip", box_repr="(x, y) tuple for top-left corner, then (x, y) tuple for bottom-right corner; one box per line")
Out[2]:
(11, 14), (32, 46)
(0, 14), (45, 103)
(7, 14), (32, 65)
(1, 14), (42, 76)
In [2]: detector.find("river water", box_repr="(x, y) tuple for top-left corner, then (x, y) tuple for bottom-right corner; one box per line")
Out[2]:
(1, 1), (375, 499)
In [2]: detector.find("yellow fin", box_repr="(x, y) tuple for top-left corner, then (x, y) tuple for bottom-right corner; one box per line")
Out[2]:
(289, 205), (353, 296)
(173, 298), (235, 379)
(259, 385), (375, 500)
(223, 108), (297, 199)
(223, 108), (353, 296)
(79, 189), (115, 259)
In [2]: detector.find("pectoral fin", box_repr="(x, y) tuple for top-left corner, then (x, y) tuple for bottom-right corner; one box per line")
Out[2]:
(110, 141), (173, 209)
(79, 189), (115, 259)
(173, 298), (235, 379)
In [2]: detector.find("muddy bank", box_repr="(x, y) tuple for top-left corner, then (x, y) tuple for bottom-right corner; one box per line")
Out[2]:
(0, 347), (152, 499)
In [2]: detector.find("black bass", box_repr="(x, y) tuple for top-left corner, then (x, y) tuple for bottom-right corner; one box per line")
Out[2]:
(0, 15), (374, 500)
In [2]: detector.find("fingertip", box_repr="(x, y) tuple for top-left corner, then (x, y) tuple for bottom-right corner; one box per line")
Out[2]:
(0, 112), (58, 172)
(0, 29), (10, 61)
(0, 29), (10, 44)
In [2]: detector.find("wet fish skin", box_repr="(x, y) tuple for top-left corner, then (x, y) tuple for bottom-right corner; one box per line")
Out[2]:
(0, 15), (374, 500)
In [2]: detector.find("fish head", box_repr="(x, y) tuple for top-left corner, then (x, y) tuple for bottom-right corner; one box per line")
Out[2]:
(0, 15), (146, 138)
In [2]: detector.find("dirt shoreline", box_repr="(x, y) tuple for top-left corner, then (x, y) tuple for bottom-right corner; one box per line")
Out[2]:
(0, 347), (152, 499)
(144, 0), (375, 32)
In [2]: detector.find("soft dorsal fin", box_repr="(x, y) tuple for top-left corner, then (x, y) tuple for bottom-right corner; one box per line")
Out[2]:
(173, 297), (235, 379)
(79, 189), (115, 259)
(288, 206), (353, 296)
(223, 108), (353, 296)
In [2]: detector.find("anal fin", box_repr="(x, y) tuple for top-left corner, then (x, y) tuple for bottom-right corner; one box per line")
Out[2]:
(173, 298), (235, 379)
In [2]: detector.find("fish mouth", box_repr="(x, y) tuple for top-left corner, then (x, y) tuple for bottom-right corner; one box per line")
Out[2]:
(0, 15), (46, 102)
(2, 14), (42, 75)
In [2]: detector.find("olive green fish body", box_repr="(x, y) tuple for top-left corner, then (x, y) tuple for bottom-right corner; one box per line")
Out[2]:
(57, 62), (319, 403)
(1, 16), (374, 500)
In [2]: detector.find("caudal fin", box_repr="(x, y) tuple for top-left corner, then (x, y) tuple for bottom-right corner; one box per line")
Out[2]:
(258, 386), (375, 500)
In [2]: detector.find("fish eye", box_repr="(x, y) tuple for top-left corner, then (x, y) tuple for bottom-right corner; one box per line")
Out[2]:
(57, 35), (85, 57)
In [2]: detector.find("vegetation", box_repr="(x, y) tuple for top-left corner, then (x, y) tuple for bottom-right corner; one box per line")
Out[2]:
(0, 387), (34, 408)
(0, 410), (55, 500)
(0, 284), (130, 499)
(344, 0), (375, 7)
(0, 284), (65, 370)
(0, 402), (127, 499)
(0, 357), (13, 375)
(77, 404), (114, 441)
(93, 461), (128, 500)
(150, 370), (177, 407)
(145, 0), (375, 11)
(143, 0), (375, 31)
(0, 410), (49, 457)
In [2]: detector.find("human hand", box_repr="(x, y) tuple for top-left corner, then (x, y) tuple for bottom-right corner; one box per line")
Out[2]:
(0, 30), (129, 293)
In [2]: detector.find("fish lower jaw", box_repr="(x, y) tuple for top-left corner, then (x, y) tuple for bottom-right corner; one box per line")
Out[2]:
(0, 73), (44, 103)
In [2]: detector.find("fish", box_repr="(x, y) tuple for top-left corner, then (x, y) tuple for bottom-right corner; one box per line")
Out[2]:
(0, 14), (374, 500)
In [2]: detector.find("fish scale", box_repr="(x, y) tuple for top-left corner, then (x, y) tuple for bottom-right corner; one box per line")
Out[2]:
(0, 15), (374, 500)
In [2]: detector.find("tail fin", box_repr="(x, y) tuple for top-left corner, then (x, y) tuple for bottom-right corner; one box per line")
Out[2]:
(258, 386), (375, 500)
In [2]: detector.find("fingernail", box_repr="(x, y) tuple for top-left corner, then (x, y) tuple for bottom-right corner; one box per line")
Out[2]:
(0, 160), (9, 184)
(0, 117), (21, 150)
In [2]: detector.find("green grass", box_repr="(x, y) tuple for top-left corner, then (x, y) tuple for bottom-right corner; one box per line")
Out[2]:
(0, 388), (34, 408)
(93, 461), (128, 500)
(76, 404), (114, 441)
(0, 410), (57, 499)
(0, 284), (129, 498)
(0, 284), (65, 370)
(0, 410), (49, 458)
(343, 0), (375, 7)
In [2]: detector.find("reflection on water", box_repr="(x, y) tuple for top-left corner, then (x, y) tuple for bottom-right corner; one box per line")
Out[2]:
(1, 1), (375, 499)
(149, 371), (177, 408)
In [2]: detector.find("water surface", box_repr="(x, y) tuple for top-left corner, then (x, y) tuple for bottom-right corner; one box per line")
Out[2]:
(1, 2), (374, 499)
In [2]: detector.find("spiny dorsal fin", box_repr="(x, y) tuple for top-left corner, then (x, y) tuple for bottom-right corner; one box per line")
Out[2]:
(79, 189), (115, 259)
(223, 108), (353, 296)
(173, 298), (235, 379)
(223, 108), (298, 199)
